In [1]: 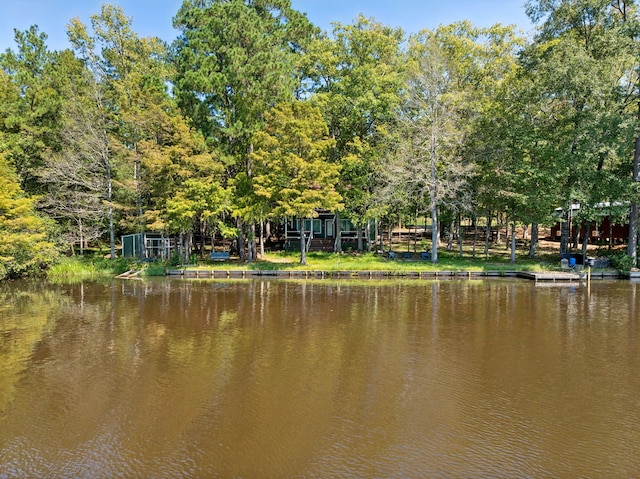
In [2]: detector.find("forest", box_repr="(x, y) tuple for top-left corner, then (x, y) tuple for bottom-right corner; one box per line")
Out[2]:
(2, 0), (640, 279)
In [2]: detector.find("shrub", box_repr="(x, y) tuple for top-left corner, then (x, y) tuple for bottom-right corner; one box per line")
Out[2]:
(143, 263), (167, 276)
(596, 248), (634, 273)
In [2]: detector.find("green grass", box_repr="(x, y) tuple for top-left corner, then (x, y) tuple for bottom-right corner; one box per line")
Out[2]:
(142, 262), (167, 277)
(181, 249), (557, 273)
(48, 256), (133, 278)
(47, 242), (619, 279)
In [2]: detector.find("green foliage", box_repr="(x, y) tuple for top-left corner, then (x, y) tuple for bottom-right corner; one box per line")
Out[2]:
(0, 154), (59, 280)
(518, 0), (639, 258)
(251, 101), (342, 264)
(252, 101), (342, 218)
(142, 262), (167, 277)
(172, 0), (316, 161)
(596, 248), (635, 273)
(169, 252), (182, 267)
(172, 0), (318, 256)
(304, 16), (405, 234)
(0, 26), (66, 195)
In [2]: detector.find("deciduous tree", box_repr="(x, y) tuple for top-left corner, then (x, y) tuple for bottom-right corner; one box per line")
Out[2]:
(524, 0), (638, 261)
(172, 0), (315, 261)
(303, 16), (405, 252)
(0, 153), (58, 279)
(0, 26), (65, 195)
(251, 101), (341, 264)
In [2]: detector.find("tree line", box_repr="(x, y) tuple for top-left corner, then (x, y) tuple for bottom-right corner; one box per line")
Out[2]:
(2, 0), (640, 277)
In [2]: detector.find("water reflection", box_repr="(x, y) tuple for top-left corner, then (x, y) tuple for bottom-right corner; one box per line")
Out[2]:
(1, 278), (639, 478)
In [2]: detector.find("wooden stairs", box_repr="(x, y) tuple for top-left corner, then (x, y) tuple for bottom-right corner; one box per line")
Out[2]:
(115, 269), (142, 279)
(308, 238), (334, 252)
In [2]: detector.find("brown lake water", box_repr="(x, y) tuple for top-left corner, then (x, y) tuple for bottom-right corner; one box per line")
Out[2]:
(1, 278), (640, 478)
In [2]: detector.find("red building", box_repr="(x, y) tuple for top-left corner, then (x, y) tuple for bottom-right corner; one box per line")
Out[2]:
(550, 203), (629, 244)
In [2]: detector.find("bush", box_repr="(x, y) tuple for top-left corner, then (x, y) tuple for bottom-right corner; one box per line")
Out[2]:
(169, 253), (181, 266)
(596, 248), (634, 273)
(143, 263), (167, 276)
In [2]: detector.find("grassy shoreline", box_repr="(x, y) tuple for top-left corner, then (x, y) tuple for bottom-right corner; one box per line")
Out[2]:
(47, 256), (134, 279)
(46, 247), (620, 279)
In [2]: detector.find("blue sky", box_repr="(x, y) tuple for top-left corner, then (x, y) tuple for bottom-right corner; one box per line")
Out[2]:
(1, 1), (534, 53)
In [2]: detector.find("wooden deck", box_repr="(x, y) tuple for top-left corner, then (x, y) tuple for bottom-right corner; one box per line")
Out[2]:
(517, 271), (582, 282)
(518, 271), (621, 281)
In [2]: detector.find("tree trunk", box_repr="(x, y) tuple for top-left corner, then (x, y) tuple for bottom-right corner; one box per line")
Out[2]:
(505, 216), (510, 250)
(431, 203), (438, 263)
(300, 219), (307, 265)
(609, 220), (613, 250)
(446, 219), (454, 251)
(413, 210), (418, 253)
(529, 222), (539, 259)
(134, 142), (144, 255)
(259, 220), (265, 259)
(573, 222), (580, 250)
(560, 209), (569, 255)
(237, 218), (245, 262)
(357, 225), (364, 252)
(430, 121), (438, 263)
(187, 231), (193, 264)
(458, 215), (463, 258)
(334, 211), (343, 253)
(137, 231), (144, 261)
(629, 101), (640, 267)
(79, 218), (84, 256)
(472, 214), (478, 259)
(199, 219), (206, 257)
(627, 205), (638, 268)
(484, 212), (492, 259)
(510, 220), (516, 264)
(252, 223), (258, 259)
(108, 177), (115, 259)
(247, 222), (256, 262)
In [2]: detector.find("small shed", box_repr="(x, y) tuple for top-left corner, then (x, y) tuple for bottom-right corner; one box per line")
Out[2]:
(121, 233), (173, 260)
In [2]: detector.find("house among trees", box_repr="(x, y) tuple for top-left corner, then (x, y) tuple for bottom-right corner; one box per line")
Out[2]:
(121, 233), (174, 260)
(284, 212), (378, 252)
(550, 203), (630, 245)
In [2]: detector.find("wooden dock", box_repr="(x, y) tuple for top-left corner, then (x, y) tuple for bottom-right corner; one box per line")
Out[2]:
(517, 270), (620, 282)
(162, 269), (621, 281)
(517, 271), (582, 282)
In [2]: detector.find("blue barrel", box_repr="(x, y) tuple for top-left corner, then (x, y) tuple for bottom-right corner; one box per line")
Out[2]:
(568, 257), (576, 268)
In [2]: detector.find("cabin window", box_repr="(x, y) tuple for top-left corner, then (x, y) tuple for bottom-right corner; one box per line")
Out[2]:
(340, 219), (354, 233)
(303, 219), (322, 234)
